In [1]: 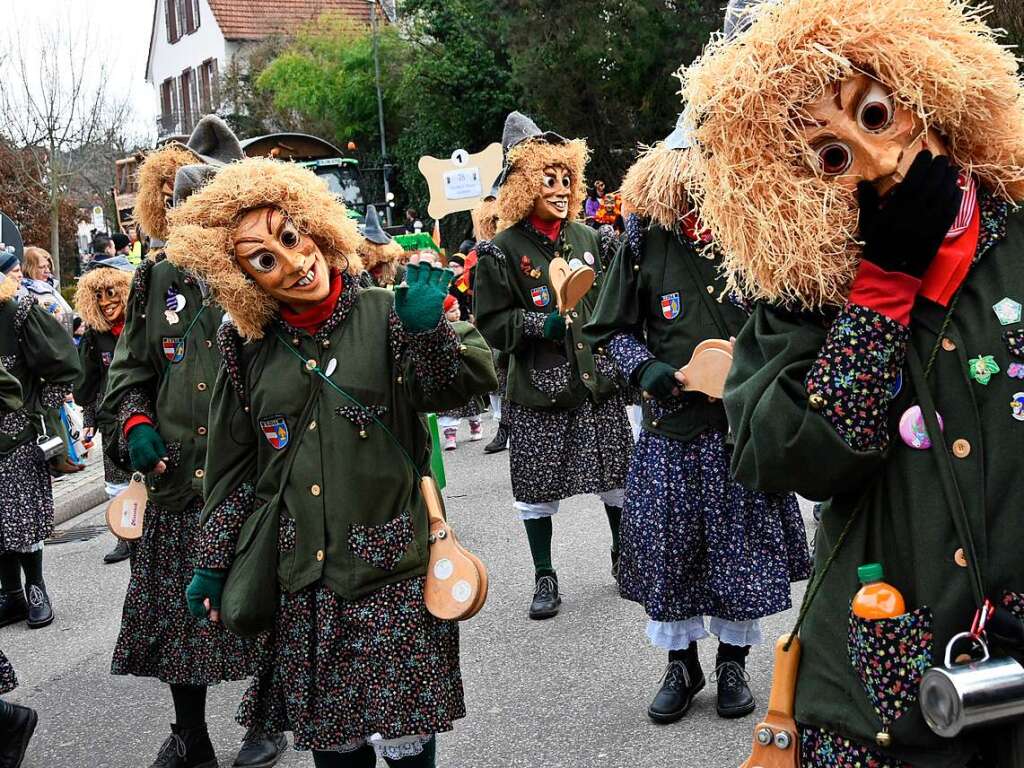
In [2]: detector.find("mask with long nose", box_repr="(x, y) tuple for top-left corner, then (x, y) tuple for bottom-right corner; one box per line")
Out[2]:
(796, 73), (947, 196)
(233, 206), (330, 309)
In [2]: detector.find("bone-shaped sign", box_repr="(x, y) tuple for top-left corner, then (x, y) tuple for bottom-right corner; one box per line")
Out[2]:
(547, 256), (595, 317)
(418, 144), (504, 220)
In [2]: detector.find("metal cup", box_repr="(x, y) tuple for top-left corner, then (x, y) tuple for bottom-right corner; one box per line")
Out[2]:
(921, 632), (1024, 737)
(35, 415), (64, 460)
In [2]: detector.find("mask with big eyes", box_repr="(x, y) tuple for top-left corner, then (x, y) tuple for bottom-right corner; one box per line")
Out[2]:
(796, 72), (947, 196)
(233, 206), (331, 309)
(96, 286), (125, 324)
(531, 166), (572, 222)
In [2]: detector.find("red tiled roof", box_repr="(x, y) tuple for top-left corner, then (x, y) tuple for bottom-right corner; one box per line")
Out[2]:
(207, 0), (373, 40)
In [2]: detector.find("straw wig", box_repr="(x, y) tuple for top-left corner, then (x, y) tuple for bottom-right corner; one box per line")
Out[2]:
(0, 274), (17, 303)
(681, 0), (1024, 308)
(357, 238), (405, 287)
(166, 158), (363, 341)
(497, 138), (589, 231)
(619, 142), (698, 230)
(75, 267), (131, 332)
(135, 144), (200, 241)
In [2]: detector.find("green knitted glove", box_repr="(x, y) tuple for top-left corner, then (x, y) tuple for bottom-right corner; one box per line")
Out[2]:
(127, 423), (168, 473)
(186, 568), (227, 618)
(637, 360), (681, 400)
(394, 262), (454, 332)
(543, 312), (566, 342)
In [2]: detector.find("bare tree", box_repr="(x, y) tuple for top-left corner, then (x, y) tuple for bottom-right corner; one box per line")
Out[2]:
(0, 15), (129, 284)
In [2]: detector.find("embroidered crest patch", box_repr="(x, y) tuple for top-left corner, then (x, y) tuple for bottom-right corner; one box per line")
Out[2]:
(260, 415), (290, 450)
(531, 286), (550, 307)
(661, 292), (681, 320)
(161, 337), (185, 363)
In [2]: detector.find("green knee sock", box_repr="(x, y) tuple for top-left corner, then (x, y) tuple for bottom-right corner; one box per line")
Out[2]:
(383, 737), (436, 767)
(604, 504), (622, 553)
(523, 517), (554, 578)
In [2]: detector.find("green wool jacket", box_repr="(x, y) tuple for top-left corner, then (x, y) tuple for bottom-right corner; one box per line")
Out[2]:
(198, 284), (497, 601)
(75, 329), (118, 436)
(474, 220), (624, 410)
(0, 361), (24, 412)
(0, 297), (81, 455)
(584, 220), (748, 442)
(725, 202), (1024, 766)
(102, 257), (223, 512)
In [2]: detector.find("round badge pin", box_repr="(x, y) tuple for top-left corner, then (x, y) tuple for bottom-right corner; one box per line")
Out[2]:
(1012, 392), (1024, 422)
(583, 251), (595, 266)
(899, 405), (943, 449)
(165, 310), (179, 326)
(568, 258), (584, 271)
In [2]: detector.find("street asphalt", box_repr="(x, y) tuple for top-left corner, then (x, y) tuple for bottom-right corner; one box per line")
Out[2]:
(3, 418), (812, 768)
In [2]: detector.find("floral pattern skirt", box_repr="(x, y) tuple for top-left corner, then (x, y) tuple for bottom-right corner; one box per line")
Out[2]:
(438, 395), (486, 421)
(505, 391), (633, 504)
(111, 497), (255, 685)
(619, 429), (810, 623)
(237, 577), (464, 752)
(0, 440), (54, 552)
(0, 650), (17, 695)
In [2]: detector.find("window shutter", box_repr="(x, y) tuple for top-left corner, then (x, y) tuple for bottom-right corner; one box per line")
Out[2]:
(184, 0), (195, 34)
(166, 0), (178, 43)
(189, 68), (201, 120)
(209, 58), (220, 108)
(199, 63), (210, 113)
(180, 71), (191, 132)
(177, 0), (188, 36)
(193, 0), (201, 31)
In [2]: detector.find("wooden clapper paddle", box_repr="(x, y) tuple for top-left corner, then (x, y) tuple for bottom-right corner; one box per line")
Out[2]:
(422, 476), (488, 621)
(106, 471), (147, 541)
(679, 338), (733, 399)
(547, 257), (595, 324)
(740, 634), (802, 768)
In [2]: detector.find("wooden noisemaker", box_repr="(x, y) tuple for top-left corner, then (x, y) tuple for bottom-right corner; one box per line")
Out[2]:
(740, 634), (802, 768)
(106, 471), (148, 541)
(547, 257), (595, 325)
(422, 476), (488, 621)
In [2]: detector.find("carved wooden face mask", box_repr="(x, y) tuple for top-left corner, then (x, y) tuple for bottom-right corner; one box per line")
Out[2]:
(233, 206), (330, 308)
(531, 166), (572, 221)
(796, 73), (947, 196)
(96, 286), (125, 325)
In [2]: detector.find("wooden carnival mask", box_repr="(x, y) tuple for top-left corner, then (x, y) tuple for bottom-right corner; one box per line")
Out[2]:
(96, 286), (126, 325)
(531, 166), (572, 221)
(233, 206), (331, 309)
(796, 73), (947, 196)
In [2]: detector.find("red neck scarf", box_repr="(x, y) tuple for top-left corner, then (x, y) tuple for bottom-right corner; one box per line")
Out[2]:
(110, 319), (125, 337)
(528, 214), (563, 242)
(919, 184), (980, 307)
(279, 269), (343, 335)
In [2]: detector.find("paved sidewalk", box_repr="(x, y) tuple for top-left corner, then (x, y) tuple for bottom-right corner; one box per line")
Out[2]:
(51, 440), (107, 525)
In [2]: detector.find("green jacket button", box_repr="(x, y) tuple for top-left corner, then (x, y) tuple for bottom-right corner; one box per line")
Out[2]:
(942, 337), (957, 352)
(576, 342), (584, 350)
(808, 394), (825, 411)
(308, 420), (317, 431)
(305, 359), (318, 371)
(197, 382), (207, 392)
(195, 469), (205, 479)
(311, 484), (322, 496)
(322, 339), (330, 348)
(316, 549), (324, 561)
(197, 426), (207, 436)
(952, 439), (971, 458)
(651, 419), (660, 428)
(582, 372), (591, 381)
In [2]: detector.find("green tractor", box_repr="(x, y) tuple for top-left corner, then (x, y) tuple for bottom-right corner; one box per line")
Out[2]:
(241, 133), (368, 222)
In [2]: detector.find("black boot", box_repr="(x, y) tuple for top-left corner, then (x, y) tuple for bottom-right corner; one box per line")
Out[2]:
(714, 645), (755, 718)
(103, 539), (131, 564)
(25, 584), (53, 629)
(483, 422), (509, 454)
(528, 573), (560, 620)
(150, 724), (218, 768)
(0, 590), (27, 629)
(648, 652), (706, 724)
(232, 728), (287, 768)
(0, 700), (37, 768)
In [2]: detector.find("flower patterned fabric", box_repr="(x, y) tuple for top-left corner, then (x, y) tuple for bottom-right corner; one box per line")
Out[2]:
(235, 577), (464, 752)
(847, 607), (933, 728)
(800, 725), (910, 768)
(805, 304), (909, 453)
(348, 511), (415, 571)
(0, 650), (17, 695)
(0, 441), (54, 552)
(1004, 328), (1024, 361)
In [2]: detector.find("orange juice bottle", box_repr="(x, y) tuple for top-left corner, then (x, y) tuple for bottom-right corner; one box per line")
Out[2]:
(852, 563), (905, 619)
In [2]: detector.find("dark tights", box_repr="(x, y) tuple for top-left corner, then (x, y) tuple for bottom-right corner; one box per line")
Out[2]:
(0, 550), (44, 593)
(312, 737), (436, 768)
(169, 684), (208, 730)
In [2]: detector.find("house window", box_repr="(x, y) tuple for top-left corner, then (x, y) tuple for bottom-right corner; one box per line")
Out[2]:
(165, 0), (179, 43)
(183, 0), (200, 34)
(180, 69), (194, 133)
(160, 78), (177, 134)
(199, 58), (219, 112)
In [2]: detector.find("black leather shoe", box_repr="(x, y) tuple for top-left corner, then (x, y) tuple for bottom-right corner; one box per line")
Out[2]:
(529, 574), (560, 620)
(0, 702), (37, 768)
(103, 539), (131, 564)
(233, 728), (287, 768)
(25, 584), (53, 629)
(484, 423), (509, 454)
(150, 724), (218, 768)
(0, 590), (27, 629)
(647, 660), (706, 724)
(714, 659), (756, 718)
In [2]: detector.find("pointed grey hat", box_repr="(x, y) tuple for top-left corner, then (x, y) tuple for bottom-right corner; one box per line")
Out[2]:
(663, 112), (694, 151)
(723, 0), (771, 41)
(496, 111), (568, 186)
(362, 205), (391, 245)
(173, 164), (219, 207)
(184, 115), (245, 167)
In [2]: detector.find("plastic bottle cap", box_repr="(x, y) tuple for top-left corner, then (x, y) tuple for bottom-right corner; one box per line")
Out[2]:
(858, 563), (884, 584)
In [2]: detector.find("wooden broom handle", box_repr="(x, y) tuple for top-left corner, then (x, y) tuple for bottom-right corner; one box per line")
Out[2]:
(767, 634), (802, 718)
(421, 476), (446, 525)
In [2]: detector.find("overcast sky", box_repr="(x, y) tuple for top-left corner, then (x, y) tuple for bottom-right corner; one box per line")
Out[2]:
(2, 0), (157, 142)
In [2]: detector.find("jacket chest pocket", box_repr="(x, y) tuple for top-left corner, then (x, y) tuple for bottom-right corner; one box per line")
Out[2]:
(348, 510), (415, 571)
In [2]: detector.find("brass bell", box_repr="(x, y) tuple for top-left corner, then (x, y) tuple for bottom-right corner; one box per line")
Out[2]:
(359, 429), (368, 439)
(876, 731), (892, 748)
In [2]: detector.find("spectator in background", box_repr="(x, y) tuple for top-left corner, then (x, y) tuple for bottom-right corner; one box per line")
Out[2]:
(403, 207), (424, 233)
(0, 246), (22, 285)
(111, 233), (131, 257)
(585, 179), (606, 224)
(91, 235), (115, 259)
(20, 247), (73, 336)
